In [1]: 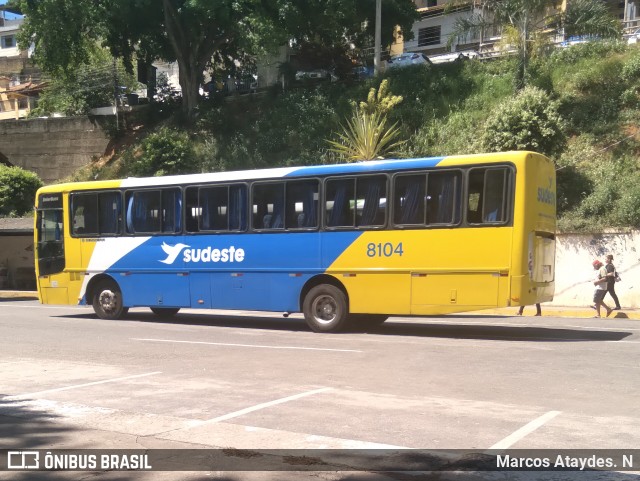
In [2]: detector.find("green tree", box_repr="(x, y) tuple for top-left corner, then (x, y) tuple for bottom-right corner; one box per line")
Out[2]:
(31, 47), (137, 117)
(278, 0), (418, 77)
(127, 127), (198, 177)
(0, 166), (43, 217)
(15, 0), (418, 121)
(448, 0), (620, 90)
(482, 86), (566, 157)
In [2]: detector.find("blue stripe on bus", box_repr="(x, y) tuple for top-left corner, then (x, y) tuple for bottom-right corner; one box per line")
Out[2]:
(100, 231), (363, 311)
(283, 157), (445, 177)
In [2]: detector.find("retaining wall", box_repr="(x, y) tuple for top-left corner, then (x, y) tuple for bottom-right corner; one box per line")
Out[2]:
(0, 116), (112, 184)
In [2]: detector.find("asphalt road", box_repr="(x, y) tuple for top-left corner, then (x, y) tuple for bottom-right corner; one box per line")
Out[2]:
(1, 299), (639, 481)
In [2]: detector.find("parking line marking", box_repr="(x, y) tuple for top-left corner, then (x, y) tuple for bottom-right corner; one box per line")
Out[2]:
(133, 338), (362, 353)
(189, 387), (333, 427)
(5, 372), (162, 399)
(489, 411), (561, 450)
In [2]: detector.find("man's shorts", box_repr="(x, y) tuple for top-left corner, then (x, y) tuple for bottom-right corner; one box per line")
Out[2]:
(593, 289), (606, 303)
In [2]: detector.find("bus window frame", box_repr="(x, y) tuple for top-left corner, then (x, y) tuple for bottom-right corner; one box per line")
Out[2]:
(251, 178), (321, 233)
(391, 169), (464, 229)
(465, 164), (515, 227)
(69, 190), (124, 238)
(185, 182), (249, 234)
(124, 186), (184, 236)
(323, 174), (388, 231)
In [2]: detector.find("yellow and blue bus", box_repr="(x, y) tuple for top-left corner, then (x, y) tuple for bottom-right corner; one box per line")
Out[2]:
(35, 151), (555, 332)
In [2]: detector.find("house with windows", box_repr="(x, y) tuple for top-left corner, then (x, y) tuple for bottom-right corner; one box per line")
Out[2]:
(0, 8), (41, 120)
(400, 0), (639, 60)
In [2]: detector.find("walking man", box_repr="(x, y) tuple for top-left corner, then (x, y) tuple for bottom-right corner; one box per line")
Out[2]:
(604, 254), (621, 310)
(592, 259), (612, 318)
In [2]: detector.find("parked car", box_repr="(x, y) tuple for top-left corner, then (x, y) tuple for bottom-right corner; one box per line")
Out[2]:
(429, 51), (479, 64)
(351, 65), (374, 80)
(386, 52), (432, 69)
(560, 35), (600, 47)
(294, 69), (338, 82)
(627, 28), (640, 45)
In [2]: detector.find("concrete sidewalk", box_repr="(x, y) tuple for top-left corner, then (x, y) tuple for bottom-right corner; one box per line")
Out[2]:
(2, 289), (638, 321)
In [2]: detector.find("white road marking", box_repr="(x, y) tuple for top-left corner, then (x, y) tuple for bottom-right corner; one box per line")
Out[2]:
(133, 338), (362, 353)
(489, 411), (561, 450)
(188, 387), (333, 427)
(4, 371), (162, 399)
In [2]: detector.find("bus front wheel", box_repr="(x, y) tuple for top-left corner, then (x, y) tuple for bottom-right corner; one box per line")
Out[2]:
(150, 307), (180, 317)
(303, 284), (350, 333)
(92, 280), (128, 320)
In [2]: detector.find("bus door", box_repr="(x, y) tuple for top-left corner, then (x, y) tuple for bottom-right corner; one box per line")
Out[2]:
(36, 193), (67, 304)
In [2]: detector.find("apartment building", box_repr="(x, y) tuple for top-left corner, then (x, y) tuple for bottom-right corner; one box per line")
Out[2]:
(401, 0), (638, 59)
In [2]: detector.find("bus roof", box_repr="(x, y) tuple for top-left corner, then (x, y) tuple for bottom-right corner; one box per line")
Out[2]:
(37, 151), (544, 193)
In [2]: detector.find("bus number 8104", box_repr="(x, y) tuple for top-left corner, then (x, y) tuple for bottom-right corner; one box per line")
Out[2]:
(366, 242), (404, 258)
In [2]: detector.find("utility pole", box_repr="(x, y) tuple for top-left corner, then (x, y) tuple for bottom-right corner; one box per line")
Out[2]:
(113, 58), (119, 132)
(374, 0), (381, 76)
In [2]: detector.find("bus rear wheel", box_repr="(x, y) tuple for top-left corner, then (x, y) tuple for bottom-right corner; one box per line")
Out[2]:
(92, 280), (128, 320)
(303, 284), (350, 333)
(150, 307), (180, 317)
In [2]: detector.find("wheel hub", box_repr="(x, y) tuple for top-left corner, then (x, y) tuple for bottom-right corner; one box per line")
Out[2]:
(99, 290), (117, 312)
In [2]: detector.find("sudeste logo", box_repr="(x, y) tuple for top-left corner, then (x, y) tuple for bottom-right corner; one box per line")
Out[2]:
(160, 242), (245, 264)
(160, 242), (189, 264)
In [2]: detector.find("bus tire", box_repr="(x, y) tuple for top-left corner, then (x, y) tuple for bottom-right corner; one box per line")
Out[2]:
(92, 279), (128, 320)
(303, 284), (350, 333)
(150, 307), (180, 317)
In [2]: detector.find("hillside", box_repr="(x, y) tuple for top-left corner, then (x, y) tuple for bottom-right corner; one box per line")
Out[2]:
(78, 40), (640, 233)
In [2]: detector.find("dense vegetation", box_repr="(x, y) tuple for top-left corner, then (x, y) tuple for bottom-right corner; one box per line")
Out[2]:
(76, 40), (640, 233)
(0, 165), (43, 217)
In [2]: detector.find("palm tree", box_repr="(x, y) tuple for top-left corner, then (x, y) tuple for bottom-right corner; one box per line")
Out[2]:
(327, 110), (404, 162)
(328, 80), (405, 162)
(448, 0), (621, 89)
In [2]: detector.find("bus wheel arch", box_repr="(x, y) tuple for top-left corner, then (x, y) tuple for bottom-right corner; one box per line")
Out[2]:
(88, 275), (129, 320)
(300, 275), (351, 333)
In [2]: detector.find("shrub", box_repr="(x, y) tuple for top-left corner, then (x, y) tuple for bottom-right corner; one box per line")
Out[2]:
(482, 86), (566, 157)
(0, 165), (43, 217)
(128, 127), (198, 176)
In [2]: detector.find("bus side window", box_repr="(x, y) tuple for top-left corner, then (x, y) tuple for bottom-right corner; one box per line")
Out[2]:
(326, 178), (355, 228)
(162, 189), (182, 233)
(394, 174), (426, 225)
(483, 169), (508, 223)
(98, 191), (122, 234)
(72, 193), (99, 235)
(185, 187), (199, 232)
(199, 186), (228, 231)
(466, 170), (484, 224)
(466, 167), (511, 225)
(253, 183), (285, 230)
(127, 190), (161, 233)
(228, 185), (247, 231)
(427, 171), (461, 225)
(286, 180), (318, 229)
(357, 175), (386, 227)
